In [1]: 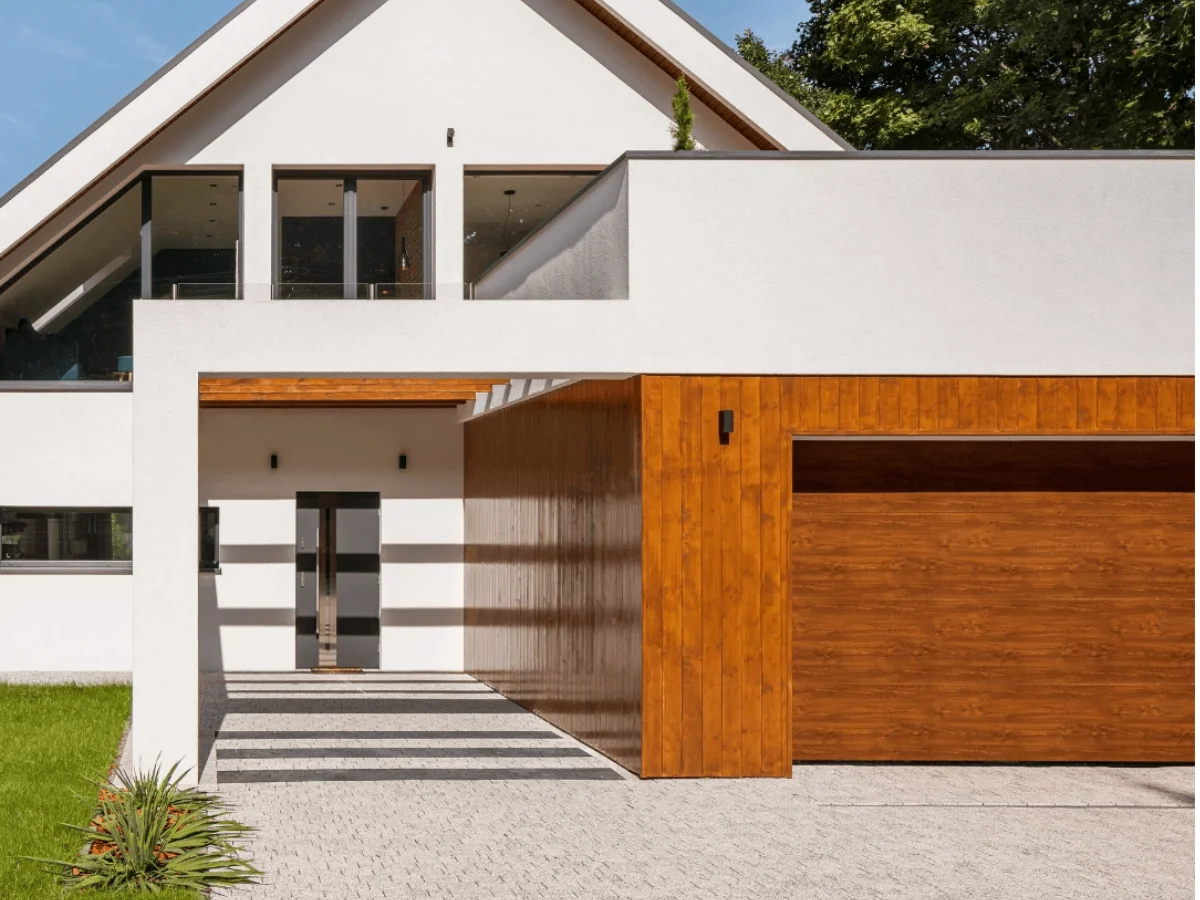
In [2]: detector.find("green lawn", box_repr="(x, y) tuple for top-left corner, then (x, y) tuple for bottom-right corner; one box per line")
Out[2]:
(0, 683), (198, 900)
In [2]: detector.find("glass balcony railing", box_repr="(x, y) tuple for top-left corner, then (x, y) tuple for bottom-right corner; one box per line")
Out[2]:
(154, 283), (463, 300)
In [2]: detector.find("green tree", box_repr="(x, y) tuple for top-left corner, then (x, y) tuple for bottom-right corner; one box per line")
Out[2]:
(670, 76), (697, 150)
(737, 0), (1194, 150)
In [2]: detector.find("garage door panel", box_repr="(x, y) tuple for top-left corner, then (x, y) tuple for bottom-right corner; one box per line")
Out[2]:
(791, 440), (1194, 762)
(794, 566), (1194, 599)
(793, 682), (1194, 762)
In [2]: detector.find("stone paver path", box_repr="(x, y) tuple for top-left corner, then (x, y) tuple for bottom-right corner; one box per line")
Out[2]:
(202, 673), (1194, 900)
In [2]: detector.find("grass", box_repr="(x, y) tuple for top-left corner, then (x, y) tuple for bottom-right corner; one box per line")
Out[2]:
(0, 683), (199, 899)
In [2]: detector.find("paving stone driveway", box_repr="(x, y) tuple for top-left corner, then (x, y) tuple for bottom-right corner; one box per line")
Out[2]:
(203, 674), (1194, 900)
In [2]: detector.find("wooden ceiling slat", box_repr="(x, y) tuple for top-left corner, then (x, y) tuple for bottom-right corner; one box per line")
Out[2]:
(198, 377), (497, 408)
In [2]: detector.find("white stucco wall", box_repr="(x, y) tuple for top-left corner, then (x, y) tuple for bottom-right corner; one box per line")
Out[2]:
(0, 391), (132, 506)
(198, 407), (464, 673)
(0, 575), (132, 671)
(0, 391), (133, 674)
(624, 155), (1195, 375)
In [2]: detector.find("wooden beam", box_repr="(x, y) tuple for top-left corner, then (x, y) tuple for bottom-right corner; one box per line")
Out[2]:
(199, 377), (499, 408)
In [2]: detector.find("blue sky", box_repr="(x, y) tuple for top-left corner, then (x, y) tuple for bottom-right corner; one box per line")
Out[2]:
(0, 1), (807, 196)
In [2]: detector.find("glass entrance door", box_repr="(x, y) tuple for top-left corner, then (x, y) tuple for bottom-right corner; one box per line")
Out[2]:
(296, 492), (381, 669)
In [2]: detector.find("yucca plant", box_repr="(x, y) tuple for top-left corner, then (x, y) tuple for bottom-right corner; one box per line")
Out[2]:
(27, 761), (260, 895)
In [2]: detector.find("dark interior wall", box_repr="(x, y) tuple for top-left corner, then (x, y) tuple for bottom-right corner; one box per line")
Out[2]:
(464, 379), (643, 773)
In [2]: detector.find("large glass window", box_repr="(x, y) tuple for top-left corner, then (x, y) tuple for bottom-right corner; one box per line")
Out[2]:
(151, 175), (239, 299)
(0, 508), (132, 569)
(276, 174), (429, 299)
(276, 178), (344, 299)
(0, 184), (140, 381)
(0, 170), (243, 382)
(357, 179), (426, 299)
(463, 172), (598, 285)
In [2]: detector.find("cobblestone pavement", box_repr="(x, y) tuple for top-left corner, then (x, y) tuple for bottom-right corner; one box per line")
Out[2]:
(204, 673), (1194, 900)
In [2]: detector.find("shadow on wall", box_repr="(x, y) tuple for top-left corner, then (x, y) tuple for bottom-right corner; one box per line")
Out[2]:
(197, 408), (467, 675)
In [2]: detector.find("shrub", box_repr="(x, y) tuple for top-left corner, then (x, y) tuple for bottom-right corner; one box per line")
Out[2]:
(27, 761), (260, 895)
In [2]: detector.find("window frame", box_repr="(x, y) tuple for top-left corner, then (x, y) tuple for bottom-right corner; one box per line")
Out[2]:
(0, 506), (133, 574)
(272, 170), (433, 300)
(461, 167), (604, 288)
(199, 506), (220, 573)
(0, 167), (244, 385)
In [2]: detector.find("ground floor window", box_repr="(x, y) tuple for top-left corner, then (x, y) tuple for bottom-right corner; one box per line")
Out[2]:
(0, 508), (132, 569)
(199, 506), (220, 572)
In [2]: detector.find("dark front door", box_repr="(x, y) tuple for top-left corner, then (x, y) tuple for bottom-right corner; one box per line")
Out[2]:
(296, 492), (381, 669)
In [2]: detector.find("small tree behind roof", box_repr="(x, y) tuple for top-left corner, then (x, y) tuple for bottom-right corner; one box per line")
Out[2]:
(670, 75), (696, 151)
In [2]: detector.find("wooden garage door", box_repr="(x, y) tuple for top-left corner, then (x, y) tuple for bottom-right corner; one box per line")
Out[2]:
(791, 440), (1195, 762)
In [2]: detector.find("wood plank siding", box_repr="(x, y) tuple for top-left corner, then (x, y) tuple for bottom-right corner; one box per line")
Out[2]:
(640, 376), (792, 776)
(199, 378), (498, 408)
(463, 378), (644, 773)
(639, 376), (1195, 777)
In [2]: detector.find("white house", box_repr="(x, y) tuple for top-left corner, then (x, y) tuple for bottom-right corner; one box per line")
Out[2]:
(0, 0), (1193, 781)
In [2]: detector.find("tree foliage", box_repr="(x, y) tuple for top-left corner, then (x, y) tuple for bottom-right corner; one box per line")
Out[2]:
(737, 0), (1194, 149)
(670, 76), (697, 150)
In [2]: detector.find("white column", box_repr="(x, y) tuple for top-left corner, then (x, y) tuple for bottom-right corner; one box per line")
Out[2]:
(241, 163), (274, 300)
(132, 301), (200, 783)
(434, 161), (464, 300)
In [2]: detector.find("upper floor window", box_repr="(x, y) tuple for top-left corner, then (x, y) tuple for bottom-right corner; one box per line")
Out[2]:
(150, 175), (240, 299)
(0, 508), (132, 570)
(275, 173), (429, 300)
(0, 184), (141, 382)
(463, 171), (599, 285)
(0, 171), (242, 383)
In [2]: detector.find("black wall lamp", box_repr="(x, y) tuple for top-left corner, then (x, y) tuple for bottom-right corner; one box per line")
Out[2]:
(447, 127), (455, 148)
(398, 454), (408, 470)
(718, 409), (734, 445)
(270, 454), (279, 469)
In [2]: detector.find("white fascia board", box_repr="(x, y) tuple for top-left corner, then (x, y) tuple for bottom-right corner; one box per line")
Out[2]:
(0, 0), (319, 257)
(33, 252), (136, 333)
(594, 0), (850, 151)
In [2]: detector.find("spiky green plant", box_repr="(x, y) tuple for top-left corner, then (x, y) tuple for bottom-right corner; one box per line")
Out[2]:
(26, 761), (260, 895)
(670, 75), (696, 151)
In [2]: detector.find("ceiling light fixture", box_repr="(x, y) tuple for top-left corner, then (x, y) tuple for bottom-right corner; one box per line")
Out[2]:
(502, 189), (516, 252)
(399, 236), (411, 273)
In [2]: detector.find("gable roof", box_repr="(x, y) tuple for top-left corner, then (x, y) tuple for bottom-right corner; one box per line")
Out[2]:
(0, 0), (848, 269)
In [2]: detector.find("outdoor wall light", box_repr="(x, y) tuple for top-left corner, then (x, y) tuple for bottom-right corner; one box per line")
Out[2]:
(270, 454), (279, 469)
(399, 454), (408, 470)
(719, 409), (734, 445)
(447, 127), (455, 148)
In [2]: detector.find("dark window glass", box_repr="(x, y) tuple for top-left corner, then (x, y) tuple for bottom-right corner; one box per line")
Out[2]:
(0, 509), (132, 567)
(358, 179), (425, 299)
(277, 178), (343, 298)
(0, 184), (140, 381)
(151, 175), (239, 299)
(199, 507), (220, 572)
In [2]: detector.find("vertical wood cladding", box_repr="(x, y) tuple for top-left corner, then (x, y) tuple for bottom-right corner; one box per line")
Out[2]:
(639, 375), (1195, 777)
(640, 376), (793, 777)
(464, 379), (643, 773)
